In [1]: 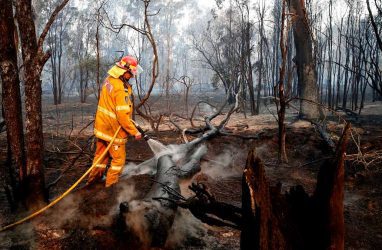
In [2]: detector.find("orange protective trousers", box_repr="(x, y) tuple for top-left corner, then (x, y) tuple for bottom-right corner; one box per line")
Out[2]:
(87, 139), (126, 187)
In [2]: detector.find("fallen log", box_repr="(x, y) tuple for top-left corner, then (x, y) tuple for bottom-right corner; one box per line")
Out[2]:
(118, 154), (180, 247)
(116, 144), (207, 248)
(312, 121), (336, 152)
(113, 97), (240, 247)
(155, 182), (242, 230)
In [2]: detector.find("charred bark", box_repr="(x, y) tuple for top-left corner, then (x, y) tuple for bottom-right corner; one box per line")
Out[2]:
(241, 150), (286, 250)
(172, 182), (242, 229)
(16, 0), (47, 206)
(0, 0), (26, 204)
(312, 121), (336, 152)
(14, 0), (70, 206)
(312, 123), (349, 250)
(244, 124), (349, 249)
(117, 145), (207, 248)
(277, 0), (288, 163)
(287, 0), (322, 120)
(128, 155), (180, 247)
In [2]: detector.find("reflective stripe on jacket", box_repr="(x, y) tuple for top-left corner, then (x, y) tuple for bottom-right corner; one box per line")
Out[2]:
(94, 76), (139, 144)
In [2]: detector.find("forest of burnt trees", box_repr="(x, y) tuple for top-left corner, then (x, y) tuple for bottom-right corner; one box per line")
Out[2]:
(0, 0), (382, 249)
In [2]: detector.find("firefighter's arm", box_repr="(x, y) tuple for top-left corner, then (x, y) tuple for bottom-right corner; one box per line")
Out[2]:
(114, 89), (139, 136)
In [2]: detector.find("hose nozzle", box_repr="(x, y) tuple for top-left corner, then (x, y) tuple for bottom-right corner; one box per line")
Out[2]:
(132, 120), (150, 141)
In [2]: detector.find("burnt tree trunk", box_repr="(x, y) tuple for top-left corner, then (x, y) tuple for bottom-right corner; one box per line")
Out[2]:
(0, 0), (26, 205)
(116, 143), (208, 248)
(15, 0), (47, 206)
(140, 155), (180, 247)
(240, 123), (350, 249)
(366, 0), (382, 53)
(287, 0), (322, 120)
(110, 86), (347, 249)
(241, 150), (286, 250)
(14, 0), (70, 206)
(246, 21), (256, 115)
(277, 0), (288, 163)
(312, 122), (349, 249)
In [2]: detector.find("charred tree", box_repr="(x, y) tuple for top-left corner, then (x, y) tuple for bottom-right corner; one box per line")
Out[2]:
(256, 3), (266, 115)
(241, 150), (286, 250)
(167, 182), (242, 229)
(47, 9), (72, 105)
(312, 123), (350, 249)
(327, 0), (333, 108)
(246, 21), (256, 115)
(0, 0), (26, 206)
(335, 17), (344, 108)
(120, 155), (180, 247)
(366, 0), (382, 53)
(15, 0), (70, 206)
(276, 0), (288, 163)
(287, 0), (322, 120)
(16, 0), (49, 206)
(115, 144), (208, 248)
(95, 2), (103, 98)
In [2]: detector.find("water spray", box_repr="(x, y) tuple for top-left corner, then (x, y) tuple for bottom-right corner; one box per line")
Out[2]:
(132, 121), (168, 155)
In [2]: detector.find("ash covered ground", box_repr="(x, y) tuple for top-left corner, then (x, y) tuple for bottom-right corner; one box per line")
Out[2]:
(0, 97), (381, 249)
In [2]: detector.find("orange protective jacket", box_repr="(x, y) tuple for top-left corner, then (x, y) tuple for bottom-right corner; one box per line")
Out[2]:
(94, 76), (139, 144)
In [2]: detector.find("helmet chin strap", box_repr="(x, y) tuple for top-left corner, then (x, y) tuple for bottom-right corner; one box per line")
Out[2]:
(120, 75), (131, 87)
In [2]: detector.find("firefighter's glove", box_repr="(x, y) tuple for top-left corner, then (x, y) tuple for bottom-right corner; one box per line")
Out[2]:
(135, 132), (142, 140)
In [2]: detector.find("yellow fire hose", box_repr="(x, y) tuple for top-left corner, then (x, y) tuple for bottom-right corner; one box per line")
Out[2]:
(0, 126), (122, 232)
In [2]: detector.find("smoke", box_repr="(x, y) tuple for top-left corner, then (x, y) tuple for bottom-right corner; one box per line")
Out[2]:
(116, 181), (138, 205)
(124, 200), (153, 245)
(168, 144), (188, 163)
(44, 192), (108, 230)
(45, 193), (80, 228)
(254, 144), (273, 159)
(199, 103), (217, 116)
(201, 147), (242, 180)
(190, 144), (208, 160)
(121, 161), (156, 179)
(165, 209), (207, 249)
(0, 222), (34, 249)
(122, 199), (176, 246)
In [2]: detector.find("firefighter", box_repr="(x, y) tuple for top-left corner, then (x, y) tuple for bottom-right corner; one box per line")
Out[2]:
(87, 55), (143, 187)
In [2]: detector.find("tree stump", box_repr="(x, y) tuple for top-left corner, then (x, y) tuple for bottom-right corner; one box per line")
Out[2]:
(240, 123), (350, 250)
(241, 150), (286, 250)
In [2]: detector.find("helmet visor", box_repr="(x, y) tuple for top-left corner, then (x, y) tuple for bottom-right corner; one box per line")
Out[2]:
(129, 64), (144, 76)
